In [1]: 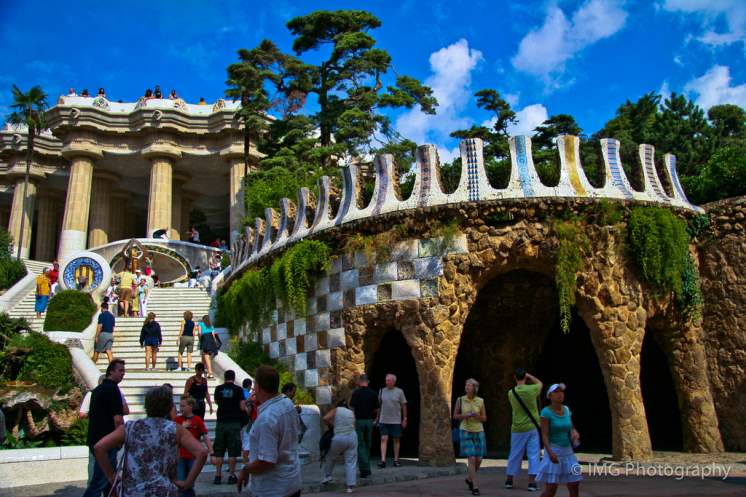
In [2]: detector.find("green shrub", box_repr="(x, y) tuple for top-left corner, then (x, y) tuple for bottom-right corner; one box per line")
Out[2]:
(0, 228), (27, 290)
(229, 339), (314, 404)
(554, 220), (589, 333)
(0, 312), (31, 350)
(43, 290), (97, 332)
(5, 332), (74, 393)
(61, 418), (89, 446)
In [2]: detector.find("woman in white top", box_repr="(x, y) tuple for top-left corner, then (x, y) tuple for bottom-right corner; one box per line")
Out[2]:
(322, 400), (358, 493)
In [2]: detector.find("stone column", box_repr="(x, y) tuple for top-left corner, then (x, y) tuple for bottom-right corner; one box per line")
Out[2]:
(34, 193), (61, 261)
(144, 148), (180, 237)
(109, 191), (130, 242)
(223, 152), (247, 244)
(170, 174), (190, 240)
(655, 322), (724, 453)
(58, 150), (101, 261)
(7, 176), (38, 259)
(87, 172), (119, 248)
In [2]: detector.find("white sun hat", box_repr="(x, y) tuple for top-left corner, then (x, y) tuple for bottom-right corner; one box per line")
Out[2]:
(546, 383), (567, 399)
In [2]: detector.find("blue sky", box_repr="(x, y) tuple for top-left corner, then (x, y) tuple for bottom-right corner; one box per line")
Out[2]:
(1, 0), (745, 161)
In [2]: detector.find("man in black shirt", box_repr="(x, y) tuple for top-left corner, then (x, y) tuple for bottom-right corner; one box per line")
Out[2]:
(213, 369), (248, 485)
(83, 359), (125, 497)
(349, 373), (378, 477)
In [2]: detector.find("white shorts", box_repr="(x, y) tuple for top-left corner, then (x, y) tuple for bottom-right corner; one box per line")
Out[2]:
(241, 426), (251, 452)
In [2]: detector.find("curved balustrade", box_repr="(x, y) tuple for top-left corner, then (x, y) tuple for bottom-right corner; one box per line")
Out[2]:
(229, 135), (701, 273)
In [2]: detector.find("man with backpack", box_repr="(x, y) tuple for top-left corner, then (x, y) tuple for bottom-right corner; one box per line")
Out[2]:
(505, 368), (543, 492)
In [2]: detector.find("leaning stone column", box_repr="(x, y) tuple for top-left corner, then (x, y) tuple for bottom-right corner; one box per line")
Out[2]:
(58, 148), (101, 261)
(143, 145), (180, 238)
(222, 152), (247, 244)
(87, 171), (119, 248)
(7, 176), (38, 259)
(35, 192), (61, 261)
(655, 320), (724, 453)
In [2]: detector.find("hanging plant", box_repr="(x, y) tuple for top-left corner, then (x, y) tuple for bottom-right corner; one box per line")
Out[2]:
(554, 220), (589, 334)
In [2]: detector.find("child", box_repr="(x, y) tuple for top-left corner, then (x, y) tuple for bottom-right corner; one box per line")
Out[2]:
(175, 395), (213, 497)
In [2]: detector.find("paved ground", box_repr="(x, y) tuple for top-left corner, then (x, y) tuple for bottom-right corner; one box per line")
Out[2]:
(3, 453), (745, 497)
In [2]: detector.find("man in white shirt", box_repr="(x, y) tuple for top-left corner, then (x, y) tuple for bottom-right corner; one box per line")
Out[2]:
(237, 365), (301, 497)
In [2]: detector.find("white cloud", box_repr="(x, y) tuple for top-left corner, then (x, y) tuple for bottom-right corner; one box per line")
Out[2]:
(684, 65), (746, 109)
(511, 0), (628, 83)
(396, 38), (484, 147)
(662, 0), (746, 49)
(480, 103), (549, 136)
(659, 80), (672, 101)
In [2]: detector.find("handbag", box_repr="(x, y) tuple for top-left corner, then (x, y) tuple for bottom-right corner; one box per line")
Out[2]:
(511, 387), (543, 448)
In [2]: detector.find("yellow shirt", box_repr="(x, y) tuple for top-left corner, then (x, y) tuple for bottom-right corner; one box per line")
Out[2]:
(36, 274), (50, 296)
(459, 395), (484, 432)
(118, 271), (135, 288)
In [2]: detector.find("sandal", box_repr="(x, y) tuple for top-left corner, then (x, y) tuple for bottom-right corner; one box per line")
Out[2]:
(465, 478), (474, 491)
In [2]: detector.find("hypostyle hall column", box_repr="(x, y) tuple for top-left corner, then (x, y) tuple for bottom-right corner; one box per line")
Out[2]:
(170, 174), (190, 240)
(7, 175), (38, 259)
(35, 193), (62, 262)
(222, 152), (247, 243)
(88, 171), (120, 248)
(109, 191), (130, 242)
(143, 145), (180, 238)
(58, 147), (102, 262)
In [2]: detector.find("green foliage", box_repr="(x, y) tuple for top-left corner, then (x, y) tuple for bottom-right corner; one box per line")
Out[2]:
(217, 240), (332, 333)
(61, 418), (89, 446)
(626, 207), (702, 317)
(0, 312), (31, 351)
(228, 339), (314, 404)
(591, 199), (625, 226)
(4, 332), (74, 393)
(554, 220), (589, 333)
(686, 214), (711, 240)
(1, 432), (44, 449)
(682, 143), (746, 205)
(0, 228), (27, 290)
(43, 290), (97, 332)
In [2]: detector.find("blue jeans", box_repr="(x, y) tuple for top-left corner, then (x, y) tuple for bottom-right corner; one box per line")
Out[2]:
(83, 448), (118, 497)
(177, 458), (196, 497)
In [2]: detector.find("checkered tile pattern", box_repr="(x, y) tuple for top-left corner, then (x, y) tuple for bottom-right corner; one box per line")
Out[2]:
(256, 234), (468, 406)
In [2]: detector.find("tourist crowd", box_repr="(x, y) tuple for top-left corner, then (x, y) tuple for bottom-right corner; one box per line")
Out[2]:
(67, 87), (211, 106)
(79, 358), (581, 497)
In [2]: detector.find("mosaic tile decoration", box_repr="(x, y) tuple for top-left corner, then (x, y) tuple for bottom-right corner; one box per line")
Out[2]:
(602, 138), (635, 200)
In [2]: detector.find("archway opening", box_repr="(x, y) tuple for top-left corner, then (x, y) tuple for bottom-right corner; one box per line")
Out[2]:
(453, 269), (612, 456)
(640, 331), (683, 450)
(368, 329), (420, 458)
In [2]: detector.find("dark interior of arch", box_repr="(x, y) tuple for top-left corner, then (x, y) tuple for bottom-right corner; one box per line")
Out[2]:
(640, 331), (683, 450)
(368, 329), (421, 458)
(453, 269), (612, 456)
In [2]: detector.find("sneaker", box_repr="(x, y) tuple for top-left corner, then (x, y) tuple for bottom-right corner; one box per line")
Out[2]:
(227, 475), (238, 485)
(528, 483), (539, 492)
(213, 476), (222, 485)
(321, 476), (332, 485)
(377, 461), (386, 468)
(504, 478), (513, 489)
(346, 487), (354, 493)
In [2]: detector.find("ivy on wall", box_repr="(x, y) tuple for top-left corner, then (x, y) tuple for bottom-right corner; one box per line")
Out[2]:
(217, 239), (332, 333)
(554, 219), (589, 333)
(627, 206), (703, 319)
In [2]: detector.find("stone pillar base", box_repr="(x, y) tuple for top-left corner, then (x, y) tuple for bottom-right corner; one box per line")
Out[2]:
(58, 229), (87, 262)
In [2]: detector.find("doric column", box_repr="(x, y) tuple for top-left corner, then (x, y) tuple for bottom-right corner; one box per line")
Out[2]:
(143, 145), (180, 238)
(87, 171), (120, 248)
(58, 147), (101, 261)
(8, 176), (38, 259)
(109, 191), (130, 242)
(222, 152), (247, 243)
(170, 174), (190, 240)
(35, 192), (62, 262)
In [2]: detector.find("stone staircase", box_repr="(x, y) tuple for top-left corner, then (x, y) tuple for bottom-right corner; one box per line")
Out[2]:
(6, 259), (53, 331)
(93, 287), (232, 475)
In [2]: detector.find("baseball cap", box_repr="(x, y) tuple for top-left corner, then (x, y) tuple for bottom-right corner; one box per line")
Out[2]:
(546, 383), (566, 399)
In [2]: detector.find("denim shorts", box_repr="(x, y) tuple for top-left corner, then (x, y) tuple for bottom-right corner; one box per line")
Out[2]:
(379, 423), (402, 438)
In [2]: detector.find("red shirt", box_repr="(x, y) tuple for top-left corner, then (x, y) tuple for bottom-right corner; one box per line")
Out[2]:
(47, 269), (59, 284)
(175, 415), (207, 460)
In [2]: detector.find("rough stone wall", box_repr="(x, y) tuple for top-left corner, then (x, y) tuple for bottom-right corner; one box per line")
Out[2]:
(699, 196), (746, 451)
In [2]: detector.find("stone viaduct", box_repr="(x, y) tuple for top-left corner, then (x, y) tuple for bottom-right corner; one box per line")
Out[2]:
(224, 135), (744, 465)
